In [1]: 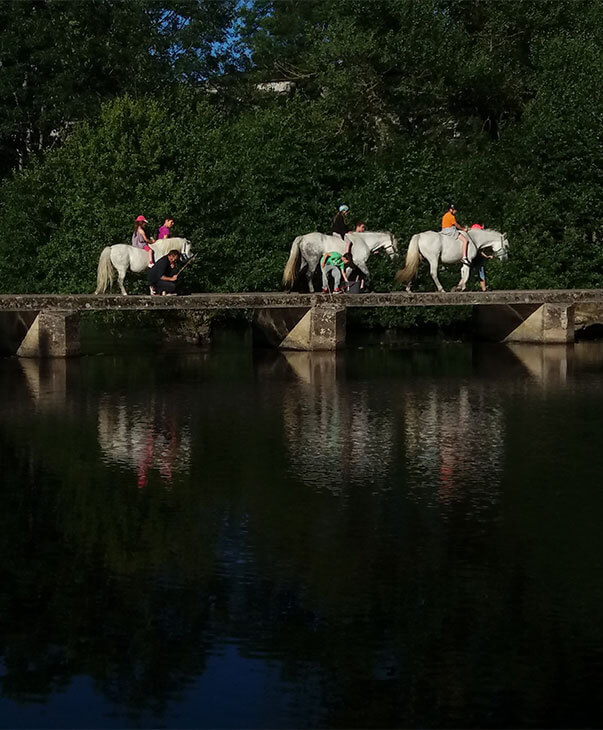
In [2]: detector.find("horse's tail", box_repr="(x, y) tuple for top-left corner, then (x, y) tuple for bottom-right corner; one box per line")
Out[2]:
(282, 236), (302, 289)
(395, 234), (421, 284)
(95, 246), (115, 294)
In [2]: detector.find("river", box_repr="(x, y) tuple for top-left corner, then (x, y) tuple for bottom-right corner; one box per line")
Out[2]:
(1, 333), (603, 728)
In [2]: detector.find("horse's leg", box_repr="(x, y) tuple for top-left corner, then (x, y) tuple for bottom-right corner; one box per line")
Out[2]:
(355, 259), (370, 289)
(428, 257), (445, 292)
(306, 266), (314, 293)
(306, 257), (319, 293)
(457, 263), (470, 292)
(116, 267), (128, 296)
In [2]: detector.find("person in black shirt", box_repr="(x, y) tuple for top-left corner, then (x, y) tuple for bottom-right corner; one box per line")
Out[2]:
(148, 250), (181, 295)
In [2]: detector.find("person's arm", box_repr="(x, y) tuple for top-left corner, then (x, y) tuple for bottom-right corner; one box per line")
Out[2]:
(321, 253), (329, 268)
(141, 229), (155, 244)
(455, 221), (468, 232)
(341, 264), (349, 282)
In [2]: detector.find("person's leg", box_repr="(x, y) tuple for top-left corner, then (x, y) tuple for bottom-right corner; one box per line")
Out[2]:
(144, 244), (154, 266)
(155, 280), (176, 295)
(460, 234), (469, 264)
(332, 267), (342, 291)
(321, 265), (330, 292)
(479, 266), (487, 291)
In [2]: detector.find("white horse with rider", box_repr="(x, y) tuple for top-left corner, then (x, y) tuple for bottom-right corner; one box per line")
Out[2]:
(282, 231), (398, 292)
(95, 237), (193, 295)
(396, 228), (509, 292)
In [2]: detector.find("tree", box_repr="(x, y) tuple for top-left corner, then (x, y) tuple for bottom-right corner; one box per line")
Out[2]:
(0, 0), (236, 176)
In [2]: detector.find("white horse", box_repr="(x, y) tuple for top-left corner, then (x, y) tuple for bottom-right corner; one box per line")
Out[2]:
(95, 237), (193, 295)
(396, 228), (509, 292)
(282, 231), (398, 291)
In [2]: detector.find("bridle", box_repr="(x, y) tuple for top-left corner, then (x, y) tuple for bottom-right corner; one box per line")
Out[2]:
(375, 233), (397, 257)
(468, 230), (508, 260)
(494, 233), (508, 259)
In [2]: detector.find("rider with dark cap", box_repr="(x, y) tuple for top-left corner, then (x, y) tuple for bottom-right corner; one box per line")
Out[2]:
(333, 204), (354, 254)
(332, 204), (350, 240)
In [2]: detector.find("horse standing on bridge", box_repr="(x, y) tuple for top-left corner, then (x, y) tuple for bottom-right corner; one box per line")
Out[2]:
(95, 237), (193, 295)
(282, 231), (398, 292)
(396, 228), (509, 292)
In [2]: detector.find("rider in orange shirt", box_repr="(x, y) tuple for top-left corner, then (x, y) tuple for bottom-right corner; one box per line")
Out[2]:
(441, 204), (470, 266)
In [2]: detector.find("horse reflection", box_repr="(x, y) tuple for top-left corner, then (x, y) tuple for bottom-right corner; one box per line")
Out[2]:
(403, 384), (505, 507)
(281, 352), (395, 492)
(97, 395), (191, 488)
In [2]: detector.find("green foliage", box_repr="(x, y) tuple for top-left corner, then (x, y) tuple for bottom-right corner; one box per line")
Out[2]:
(0, 0), (601, 328)
(0, 0), (236, 175)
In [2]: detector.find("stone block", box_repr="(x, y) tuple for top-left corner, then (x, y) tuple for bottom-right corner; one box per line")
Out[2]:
(473, 303), (575, 344)
(253, 306), (346, 350)
(17, 311), (80, 357)
(309, 306), (346, 350)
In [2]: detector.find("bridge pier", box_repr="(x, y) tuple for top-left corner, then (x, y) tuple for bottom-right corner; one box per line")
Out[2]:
(473, 303), (575, 343)
(17, 311), (81, 358)
(253, 306), (346, 350)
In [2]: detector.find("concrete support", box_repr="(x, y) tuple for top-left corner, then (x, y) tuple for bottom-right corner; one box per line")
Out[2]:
(473, 303), (575, 344)
(253, 306), (346, 351)
(17, 311), (80, 357)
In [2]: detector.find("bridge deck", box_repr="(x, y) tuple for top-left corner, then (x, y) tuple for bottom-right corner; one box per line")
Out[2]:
(0, 290), (601, 312)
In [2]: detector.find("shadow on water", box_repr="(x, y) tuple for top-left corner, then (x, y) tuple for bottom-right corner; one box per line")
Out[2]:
(1, 338), (603, 727)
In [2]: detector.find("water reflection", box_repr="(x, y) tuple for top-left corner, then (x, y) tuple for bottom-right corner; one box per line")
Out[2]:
(280, 352), (396, 493)
(97, 395), (192, 488)
(1, 342), (603, 727)
(19, 357), (69, 408)
(403, 384), (505, 511)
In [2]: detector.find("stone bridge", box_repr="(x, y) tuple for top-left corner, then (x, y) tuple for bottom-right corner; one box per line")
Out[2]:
(0, 290), (601, 356)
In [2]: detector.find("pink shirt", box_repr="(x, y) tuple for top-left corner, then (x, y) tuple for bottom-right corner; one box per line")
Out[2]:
(158, 225), (171, 239)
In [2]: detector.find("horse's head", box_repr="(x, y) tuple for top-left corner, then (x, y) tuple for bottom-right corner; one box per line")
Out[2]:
(180, 238), (193, 261)
(382, 233), (398, 260)
(491, 232), (509, 262)
(362, 232), (398, 260)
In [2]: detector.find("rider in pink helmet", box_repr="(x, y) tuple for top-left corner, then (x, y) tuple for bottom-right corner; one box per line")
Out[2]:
(132, 215), (155, 267)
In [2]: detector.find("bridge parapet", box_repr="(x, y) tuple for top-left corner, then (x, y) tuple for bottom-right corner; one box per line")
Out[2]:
(0, 290), (602, 312)
(0, 290), (599, 355)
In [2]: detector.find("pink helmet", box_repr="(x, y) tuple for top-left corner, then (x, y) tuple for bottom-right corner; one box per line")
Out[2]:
(135, 215), (148, 223)
(471, 223), (484, 229)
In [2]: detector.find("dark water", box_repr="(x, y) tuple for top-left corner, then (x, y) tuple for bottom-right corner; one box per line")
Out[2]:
(2, 334), (603, 729)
